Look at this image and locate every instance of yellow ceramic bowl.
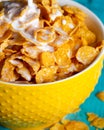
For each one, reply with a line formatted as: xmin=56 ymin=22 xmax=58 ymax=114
xmin=0 ymin=1 xmax=104 ymax=130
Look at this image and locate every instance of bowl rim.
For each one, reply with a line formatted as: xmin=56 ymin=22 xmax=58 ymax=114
xmin=0 ymin=0 xmax=104 ymax=87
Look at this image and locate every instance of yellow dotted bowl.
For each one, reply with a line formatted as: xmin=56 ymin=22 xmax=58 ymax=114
xmin=0 ymin=1 xmax=104 ymax=130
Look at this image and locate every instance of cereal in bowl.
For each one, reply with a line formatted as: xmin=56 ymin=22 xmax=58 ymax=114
xmin=0 ymin=0 xmax=103 ymax=84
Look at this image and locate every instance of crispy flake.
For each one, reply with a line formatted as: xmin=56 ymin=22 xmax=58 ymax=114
xmin=87 ymin=113 xmax=104 ymax=129
xmin=64 ymin=121 xmax=89 ymax=130
xmin=96 ymin=91 xmax=104 ymax=101
xmin=9 ymin=59 xmax=32 ymax=81
xmin=36 ymin=66 xmax=58 ymax=83
xmin=17 ymin=55 xmax=40 ymax=75
xmin=50 ymin=123 xmax=65 ymax=130
xmin=21 ymin=43 xmax=41 ymax=59
xmin=50 ymin=120 xmax=89 ymax=130
xmin=34 ymin=27 xmax=56 ymax=44
xmin=40 ymin=51 xmax=55 ymax=67
xmin=76 ymin=46 xmax=98 ymax=65
xmin=1 ymin=59 xmax=19 ymax=82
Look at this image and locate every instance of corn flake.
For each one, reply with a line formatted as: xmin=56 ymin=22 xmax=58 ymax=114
xmin=0 ymin=23 xmax=10 ymax=38
xmin=16 ymin=67 xmax=32 ymax=81
xmin=76 ymin=46 xmax=98 ymax=65
xmin=96 ymin=91 xmax=104 ymax=101
xmin=87 ymin=113 xmax=104 ymax=129
xmin=0 ymin=30 xmax=12 ymax=43
xmin=54 ymin=42 xmax=73 ymax=66
xmin=74 ymin=24 xmax=96 ymax=45
xmin=0 ymin=52 xmax=5 ymax=62
xmin=64 ymin=121 xmax=89 ymax=130
xmin=58 ymin=63 xmax=77 ymax=75
xmin=50 ymin=123 xmax=65 ymax=130
xmin=21 ymin=43 xmax=41 ymax=59
xmin=17 ymin=56 xmax=40 ymax=75
xmin=9 ymin=59 xmax=32 ymax=81
xmin=36 ymin=66 xmax=58 ymax=83
xmin=53 ymin=16 xmax=74 ymax=33
xmin=1 ymin=59 xmax=19 ymax=82
xmin=62 ymin=6 xmax=86 ymax=22
xmin=50 ymin=120 xmax=89 ymax=130
xmin=40 ymin=51 xmax=55 ymax=67
xmin=3 ymin=49 xmax=17 ymax=57
xmin=34 ymin=27 xmax=56 ymax=44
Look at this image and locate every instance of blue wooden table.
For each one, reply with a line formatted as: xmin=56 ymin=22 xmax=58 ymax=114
xmin=0 ymin=0 xmax=104 ymax=130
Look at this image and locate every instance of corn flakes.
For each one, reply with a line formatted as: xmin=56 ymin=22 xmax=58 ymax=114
xmin=62 ymin=6 xmax=86 ymax=22
xmin=87 ymin=113 xmax=104 ymax=129
xmin=1 ymin=59 xmax=19 ymax=82
xmin=0 ymin=52 xmax=5 ymax=62
xmin=50 ymin=120 xmax=89 ymax=130
xmin=3 ymin=49 xmax=17 ymax=57
xmin=76 ymin=46 xmax=98 ymax=65
xmin=40 ymin=51 xmax=55 ymax=67
xmin=0 ymin=40 xmax=9 ymax=52
xmin=21 ymin=43 xmax=41 ymax=59
xmin=0 ymin=23 xmax=10 ymax=38
xmin=50 ymin=123 xmax=65 ymax=130
xmin=54 ymin=42 xmax=72 ymax=66
xmin=9 ymin=59 xmax=32 ymax=81
xmin=34 ymin=27 xmax=56 ymax=44
xmin=96 ymin=91 xmax=104 ymax=101
xmin=0 ymin=30 xmax=12 ymax=43
xmin=36 ymin=66 xmax=58 ymax=83
xmin=64 ymin=121 xmax=89 ymax=130
xmin=0 ymin=0 xmax=103 ymax=84
xmin=73 ymin=24 xmax=96 ymax=45
xmin=53 ymin=16 xmax=74 ymax=33
xmin=17 ymin=55 xmax=40 ymax=75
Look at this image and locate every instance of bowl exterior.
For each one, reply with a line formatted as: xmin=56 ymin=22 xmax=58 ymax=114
xmin=0 ymin=0 xmax=104 ymax=129
xmin=0 ymin=54 xmax=104 ymax=129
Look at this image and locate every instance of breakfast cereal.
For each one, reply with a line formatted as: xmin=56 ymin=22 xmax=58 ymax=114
xmin=50 ymin=120 xmax=89 ymax=130
xmin=96 ymin=91 xmax=104 ymax=101
xmin=87 ymin=113 xmax=104 ymax=129
xmin=0 ymin=0 xmax=103 ymax=84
